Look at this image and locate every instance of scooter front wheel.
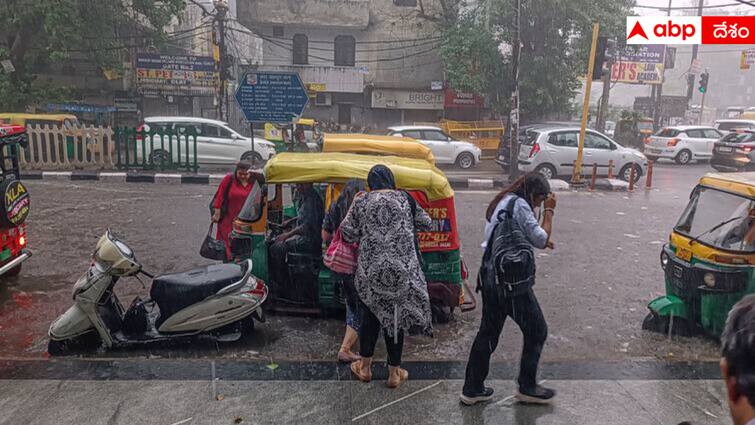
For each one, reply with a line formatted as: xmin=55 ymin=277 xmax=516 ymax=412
xmin=47 ymin=331 xmax=101 ymax=356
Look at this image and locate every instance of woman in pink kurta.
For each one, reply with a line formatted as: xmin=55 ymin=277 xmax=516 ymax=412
xmin=211 ymin=161 xmax=253 ymax=260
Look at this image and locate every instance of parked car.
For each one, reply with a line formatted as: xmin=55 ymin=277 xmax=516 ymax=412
xmin=644 ymin=126 xmax=723 ymax=165
xmin=495 ymin=124 xmax=555 ymax=172
xmin=517 ymin=126 xmax=647 ymax=182
xmin=711 ymin=130 xmax=755 ymax=172
xmin=139 ymin=117 xmax=276 ymax=166
xmin=713 ymin=119 xmax=755 ymax=134
xmin=386 ymin=125 xmax=481 ymax=169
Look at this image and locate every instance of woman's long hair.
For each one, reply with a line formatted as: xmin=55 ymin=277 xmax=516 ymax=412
xmin=485 ymin=172 xmax=551 ymax=220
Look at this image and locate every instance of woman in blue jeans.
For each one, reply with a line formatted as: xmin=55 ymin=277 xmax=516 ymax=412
xmin=322 ymin=179 xmax=366 ymax=363
xmin=461 ymin=172 xmax=557 ymax=406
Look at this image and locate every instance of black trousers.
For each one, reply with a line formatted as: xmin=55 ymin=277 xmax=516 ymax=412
xmin=358 ymin=301 xmax=404 ymax=366
xmin=463 ymin=284 xmax=548 ymax=394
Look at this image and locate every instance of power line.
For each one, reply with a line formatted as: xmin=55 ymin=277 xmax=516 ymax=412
xmin=732 ymin=0 xmax=755 ymax=7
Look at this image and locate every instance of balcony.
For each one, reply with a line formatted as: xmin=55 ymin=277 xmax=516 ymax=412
xmin=237 ymin=0 xmax=370 ymax=30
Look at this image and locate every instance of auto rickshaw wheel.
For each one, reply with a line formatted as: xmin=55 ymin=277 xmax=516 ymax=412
xmin=641 ymin=312 xmax=695 ymax=337
xmin=431 ymin=302 xmax=453 ymax=324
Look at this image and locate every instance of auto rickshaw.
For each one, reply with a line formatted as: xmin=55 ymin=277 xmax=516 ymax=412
xmin=227 ymin=152 xmax=474 ymax=322
xmin=264 ymin=119 xmax=322 ymax=153
xmin=322 ymin=133 xmax=435 ymax=164
xmin=0 ymin=125 xmax=31 ymax=277
xmin=643 ymin=172 xmax=755 ymax=338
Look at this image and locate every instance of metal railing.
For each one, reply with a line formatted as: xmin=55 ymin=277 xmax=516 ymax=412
xmin=113 ymin=127 xmax=199 ymax=172
xmin=21 ymin=124 xmax=115 ymax=169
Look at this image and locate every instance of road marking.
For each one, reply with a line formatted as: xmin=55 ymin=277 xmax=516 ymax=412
xmin=352 ymin=381 xmax=441 ymax=422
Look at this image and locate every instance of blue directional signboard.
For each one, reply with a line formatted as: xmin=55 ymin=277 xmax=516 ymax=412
xmin=234 ymin=72 xmax=309 ymax=124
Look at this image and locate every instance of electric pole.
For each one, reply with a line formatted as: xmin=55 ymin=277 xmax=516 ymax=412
xmin=596 ymin=38 xmax=615 ymax=134
xmin=571 ymin=23 xmax=600 ymax=186
xmin=687 ymin=0 xmax=705 ymax=99
xmin=508 ymin=0 xmax=521 ymax=182
xmin=653 ymin=0 xmax=673 ymax=130
xmin=214 ymin=0 xmax=229 ymax=121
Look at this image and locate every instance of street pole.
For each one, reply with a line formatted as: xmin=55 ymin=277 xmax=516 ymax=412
xmin=508 ymin=0 xmax=521 ymax=182
xmin=215 ymin=0 xmax=228 ymax=122
xmin=687 ymin=0 xmax=705 ymax=99
xmin=597 ymin=58 xmax=612 ymax=133
xmin=571 ymin=22 xmax=600 ymax=186
xmin=653 ymin=0 xmax=673 ymax=130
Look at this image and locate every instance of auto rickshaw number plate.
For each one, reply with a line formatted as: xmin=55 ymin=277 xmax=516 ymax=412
xmin=675 ymin=247 xmax=692 ymax=262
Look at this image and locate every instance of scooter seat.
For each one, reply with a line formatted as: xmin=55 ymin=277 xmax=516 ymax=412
xmin=151 ymin=263 xmax=244 ymax=328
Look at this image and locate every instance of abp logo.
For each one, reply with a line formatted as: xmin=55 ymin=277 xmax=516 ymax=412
xmin=627 ymin=17 xmax=702 ymax=45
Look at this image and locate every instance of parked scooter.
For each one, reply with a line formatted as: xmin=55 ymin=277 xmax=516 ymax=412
xmin=48 ymin=230 xmax=267 ymax=354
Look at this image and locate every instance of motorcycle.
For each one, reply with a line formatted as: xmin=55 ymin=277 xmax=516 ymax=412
xmin=48 ymin=230 xmax=267 ymax=354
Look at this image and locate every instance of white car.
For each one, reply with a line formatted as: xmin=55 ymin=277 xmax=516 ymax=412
xmin=644 ymin=126 xmax=724 ymax=165
xmin=517 ymin=125 xmax=647 ymax=182
xmin=139 ymin=117 xmax=276 ymax=166
xmin=714 ymin=119 xmax=755 ymax=134
xmin=386 ymin=125 xmax=481 ymax=169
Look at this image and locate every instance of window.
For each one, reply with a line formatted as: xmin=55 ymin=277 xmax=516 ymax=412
xmin=423 ymin=130 xmax=450 ymax=141
xmin=656 ymin=128 xmax=680 ymax=137
xmin=334 ymin=35 xmax=356 ymax=66
xmin=585 ymin=133 xmax=613 ymax=150
xmin=548 ymin=131 xmax=579 ymax=148
xmin=272 ymin=26 xmax=284 ymax=37
xmin=292 ymin=34 xmax=308 ymax=65
xmin=704 ymin=129 xmax=723 ymax=139
xmin=394 ymin=0 xmax=417 ymax=5
xmin=201 ymin=124 xmax=220 ymax=137
xmin=401 ymin=130 xmax=423 ymax=139
xmin=686 ymin=129 xmax=705 ymax=138
xmin=716 ymin=121 xmax=755 ymax=131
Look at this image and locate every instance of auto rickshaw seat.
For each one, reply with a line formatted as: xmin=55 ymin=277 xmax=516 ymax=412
xmin=151 ymin=263 xmax=244 ymax=328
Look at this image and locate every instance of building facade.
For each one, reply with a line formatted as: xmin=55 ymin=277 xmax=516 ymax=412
xmin=236 ymin=0 xmax=448 ymax=130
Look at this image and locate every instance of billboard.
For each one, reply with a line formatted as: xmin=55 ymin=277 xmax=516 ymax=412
xmin=610 ymin=45 xmax=666 ymax=85
xmin=135 ymin=54 xmax=218 ymax=96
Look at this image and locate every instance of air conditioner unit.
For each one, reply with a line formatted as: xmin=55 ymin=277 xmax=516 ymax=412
xmin=315 ymin=93 xmax=332 ymax=106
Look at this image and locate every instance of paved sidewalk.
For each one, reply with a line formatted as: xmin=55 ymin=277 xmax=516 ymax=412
xmin=0 ymin=378 xmax=728 ymax=425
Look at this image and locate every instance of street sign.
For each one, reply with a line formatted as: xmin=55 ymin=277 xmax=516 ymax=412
xmin=234 ymin=72 xmax=309 ymax=124
xmin=690 ymin=58 xmax=702 ymax=74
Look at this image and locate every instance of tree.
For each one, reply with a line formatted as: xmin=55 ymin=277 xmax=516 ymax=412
xmin=440 ymin=0 xmax=634 ymax=120
xmin=0 ymin=0 xmax=185 ymax=110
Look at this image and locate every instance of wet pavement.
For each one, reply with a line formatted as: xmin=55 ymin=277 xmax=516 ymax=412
xmin=0 ymin=160 xmax=733 ymax=424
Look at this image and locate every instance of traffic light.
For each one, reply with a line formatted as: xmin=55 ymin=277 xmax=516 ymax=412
xmin=698 ymin=72 xmax=709 ymax=94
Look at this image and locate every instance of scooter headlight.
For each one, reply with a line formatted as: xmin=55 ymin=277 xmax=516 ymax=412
xmin=660 ymin=251 xmax=669 ymax=269
xmin=703 ymin=272 xmax=716 ymax=288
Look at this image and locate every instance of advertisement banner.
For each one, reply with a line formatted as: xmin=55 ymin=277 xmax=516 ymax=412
xmin=371 ymin=89 xmax=444 ymax=110
xmin=135 ymin=54 xmax=218 ymax=96
xmin=611 ymin=45 xmax=666 ymax=85
xmin=412 ymin=195 xmax=460 ymax=252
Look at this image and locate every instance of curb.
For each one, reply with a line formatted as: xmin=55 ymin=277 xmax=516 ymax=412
xmin=22 ymin=172 xmax=634 ymax=192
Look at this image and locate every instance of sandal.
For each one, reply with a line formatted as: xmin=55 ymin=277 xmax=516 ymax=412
xmin=338 ymin=350 xmax=361 ymax=363
xmin=387 ymin=367 xmax=409 ymax=389
xmin=351 ymin=360 xmax=372 ymax=383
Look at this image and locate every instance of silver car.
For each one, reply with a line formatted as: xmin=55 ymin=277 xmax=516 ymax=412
xmin=517 ymin=126 xmax=648 ymax=182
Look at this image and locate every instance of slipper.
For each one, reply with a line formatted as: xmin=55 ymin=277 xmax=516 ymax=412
xmin=387 ymin=368 xmax=409 ymax=389
xmin=351 ymin=361 xmax=371 ymax=383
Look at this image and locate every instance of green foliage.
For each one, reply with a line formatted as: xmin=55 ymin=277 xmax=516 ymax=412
xmin=0 ymin=0 xmax=185 ymax=111
xmin=440 ymin=0 xmax=634 ymax=120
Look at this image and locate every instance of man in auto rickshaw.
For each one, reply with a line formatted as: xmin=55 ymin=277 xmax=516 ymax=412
xmin=268 ymin=183 xmax=324 ymax=290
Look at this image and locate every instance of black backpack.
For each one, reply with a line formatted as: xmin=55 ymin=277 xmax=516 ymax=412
xmin=478 ymin=196 xmax=536 ymax=297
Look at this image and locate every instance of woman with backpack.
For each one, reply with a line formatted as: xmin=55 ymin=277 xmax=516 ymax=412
xmin=460 ymin=172 xmax=557 ymax=406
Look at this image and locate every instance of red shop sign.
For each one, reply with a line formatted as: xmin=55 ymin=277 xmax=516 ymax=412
xmin=444 ymin=89 xmax=484 ymax=109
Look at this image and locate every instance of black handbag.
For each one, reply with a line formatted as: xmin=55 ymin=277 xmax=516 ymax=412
xmin=200 ymin=223 xmax=227 ymax=261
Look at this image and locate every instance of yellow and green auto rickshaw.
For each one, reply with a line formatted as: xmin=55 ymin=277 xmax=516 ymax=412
xmin=227 ymin=152 xmax=474 ymax=322
xmin=643 ymin=172 xmax=755 ymax=337
xmin=322 ymin=133 xmax=435 ymax=164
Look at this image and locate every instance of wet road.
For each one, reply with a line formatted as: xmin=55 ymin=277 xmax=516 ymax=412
xmin=0 ymin=161 xmax=719 ymax=363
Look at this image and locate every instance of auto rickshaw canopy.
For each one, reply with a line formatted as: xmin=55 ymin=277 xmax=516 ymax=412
xmin=264 ymin=152 xmax=453 ymax=201
xmin=699 ymin=172 xmax=755 ymax=198
xmin=322 ymin=133 xmax=435 ymax=164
